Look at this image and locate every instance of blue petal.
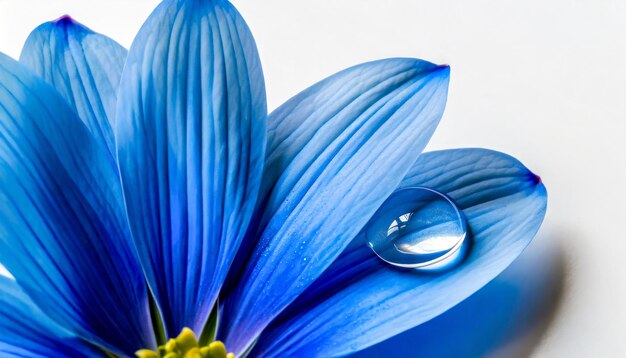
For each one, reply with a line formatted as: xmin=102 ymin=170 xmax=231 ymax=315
xmin=19 ymin=16 xmax=127 ymax=159
xmin=0 ymin=53 xmax=154 ymax=355
xmin=251 ymin=148 xmax=547 ymax=357
xmin=116 ymin=0 xmax=267 ymax=336
xmin=0 ymin=276 xmax=104 ymax=357
xmin=349 ymin=234 xmax=562 ymax=358
xmin=221 ymin=58 xmax=450 ymax=353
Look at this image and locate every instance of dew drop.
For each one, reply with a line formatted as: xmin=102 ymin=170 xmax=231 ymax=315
xmin=365 ymin=187 xmax=469 ymax=270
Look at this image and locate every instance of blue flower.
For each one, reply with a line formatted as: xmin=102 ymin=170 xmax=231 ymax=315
xmin=0 ymin=0 xmax=547 ymax=357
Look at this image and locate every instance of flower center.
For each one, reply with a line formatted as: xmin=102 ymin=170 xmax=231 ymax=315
xmin=136 ymin=328 xmax=234 ymax=358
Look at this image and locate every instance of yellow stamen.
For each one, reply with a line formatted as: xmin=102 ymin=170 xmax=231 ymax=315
xmin=176 ymin=328 xmax=198 ymax=352
xmin=183 ymin=347 xmax=202 ymax=358
xmin=165 ymin=338 xmax=178 ymax=354
xmin=136 ymin=349 xmax=159 ymax=358
xmin=136 ymin=327 xmax=235 ymax=358
xmin=204 ymin=341 xmax=227 ymax=358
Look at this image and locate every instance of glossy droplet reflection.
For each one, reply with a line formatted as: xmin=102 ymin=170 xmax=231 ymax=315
xmin=365 ymin=187 xmax=469 ymax=269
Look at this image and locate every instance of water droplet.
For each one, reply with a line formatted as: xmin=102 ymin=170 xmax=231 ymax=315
xmin=365 ymin=187 xmax=469 ymax=270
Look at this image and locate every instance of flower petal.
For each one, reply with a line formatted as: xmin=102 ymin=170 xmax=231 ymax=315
xmin=0 ymin=53 xmax=154 ymax=355
xmin=221 ymin=58 xmax=450 ymax=353
xmin=116 ymin=0 xmax=266 ymax=336
xmin=19 ymin=16 xmax=127 ymax=158
xmin=0 ymin=276 xmax=104 ymax=357
xmin=251 ymin=148 xmax=547 ymax=357
xmin=349 ymin=236 xmax=562 ymax=358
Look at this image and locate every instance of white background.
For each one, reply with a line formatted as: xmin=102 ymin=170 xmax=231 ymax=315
xmin=1 ymin=1 xmax=625 ymax=356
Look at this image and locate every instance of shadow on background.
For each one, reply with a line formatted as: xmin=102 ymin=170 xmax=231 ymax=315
xmin=350 ymin=234 xmax=567 ymax=358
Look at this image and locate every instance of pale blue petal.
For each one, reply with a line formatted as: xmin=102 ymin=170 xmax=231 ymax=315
xmin=116 ymin=0 xmax=266 ymax=336
xmin=0 ymin=53 xmax=154 ymax=355
xmin=20 ymin=16 xmax=127 ymax=158
xmin=221 ymin=58 xmax=450 ymax=353
xmin=0 ymin=276 xmax=104 ymax=358
xmin=252 ymin=148 xmax=547 ymax=357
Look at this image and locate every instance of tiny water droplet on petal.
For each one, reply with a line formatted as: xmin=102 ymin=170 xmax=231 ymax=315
xmin=365 ymin=187 xmax=469 ymax=270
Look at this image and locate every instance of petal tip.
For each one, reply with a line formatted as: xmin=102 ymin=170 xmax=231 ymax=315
xmin=526 ymin=170 xmax=544 ymax=188
xmin=53 ymin=14 xmax=75 ymax=24
xmin=47 ymin=14 xmax=90 ymax=33
xmin=414 ymin=62 xmax=450 ymax=86
xmin=433 ymin=63 xmax=451 ymax=77
xmin=525 ymin=170 xmax=548 ymax=209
